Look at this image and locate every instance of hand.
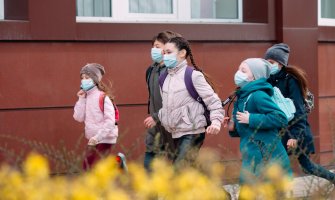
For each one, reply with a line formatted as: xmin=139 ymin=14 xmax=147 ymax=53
xmin=287 ymin=139 xmax=298 ymax=149
xmin=88 ymin=138 xmax=98 ymax=146
xmin=77 ymin=90 xmax=86 ymax=98
xmin=206 ymin=125 xmax=220 ymax=134
xmin=236 ymin=111 xmax=250 ymax=124
xmin=223 ymin=117 xmax=230 ymax=128
xmin=144 ymin=116 xmax=156 ymax=129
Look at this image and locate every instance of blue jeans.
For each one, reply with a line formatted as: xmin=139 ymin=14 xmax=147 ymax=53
xmin=144 ymin=152 xmax=155 ymax=172
xmin=298 ymin=153 xmax=335 ymax=183
xmin=173 ymin=133 xmax=206 ymax=166
xmin=144 ymin=124 xmax=175 ymax=172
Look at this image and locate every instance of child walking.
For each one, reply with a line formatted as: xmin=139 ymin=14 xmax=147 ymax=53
xmin=73 ymin=63 xmax=118 ymax=170
xmin=157 ymin=37 xmax=224 ymax=167
xmin=229 ymin=58 xmax=292 ymax=184
xmin=265 ymin=43 xmax=335 ymax=184
xmin=143 ymin=31 xmax=181 ymax=172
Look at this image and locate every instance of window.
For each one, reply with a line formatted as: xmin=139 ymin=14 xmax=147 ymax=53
xmin=76 ymin=0 xmax=242 ymax=23
xmin=0 ymin=0 xmax=4 ymax=20
xmin=129 ymin=0 xmax=172 ymax=14
xmin=77 ymin=0 xmax=112 ymax=17
xmin=318 ymin=0 xmax=335 ymax=26
xmin=191 ymin=0 xmax=239 ymax=20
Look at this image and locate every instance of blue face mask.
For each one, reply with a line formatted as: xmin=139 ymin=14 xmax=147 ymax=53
xmin=234 ymin=71 xmax=250 ymax=87
xmin=151 ymin=48 xmax=163 ymax=63
xmin=163 ymin=54 xmax=178 ymax=68
xmin=81 ymin=78 xmax=95 ymax=91
xmin=270 ymin=63 xmax=280 ymax=75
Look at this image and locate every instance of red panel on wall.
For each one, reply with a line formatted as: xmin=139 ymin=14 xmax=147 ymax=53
xmin=318 ymin=44 xmax=335 ymax=97
xmin=319 ymin=98 xmax=335 ymax=153
xmin=0 ymin=42 xmax=272 ymax=109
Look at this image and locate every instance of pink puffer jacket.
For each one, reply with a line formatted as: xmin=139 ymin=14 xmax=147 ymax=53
xmin=73 ymin=87 xmax=118 ymax=144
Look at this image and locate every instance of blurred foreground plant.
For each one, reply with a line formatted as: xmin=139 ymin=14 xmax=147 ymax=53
xmin=0 ymin=151 xmax=300 ymax=200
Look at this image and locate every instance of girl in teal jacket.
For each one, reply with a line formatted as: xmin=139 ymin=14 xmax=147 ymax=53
xmin=229 ymin=58 xmax=292 ymax=184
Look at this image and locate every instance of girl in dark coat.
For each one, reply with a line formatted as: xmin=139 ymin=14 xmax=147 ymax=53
xmin=265 ymin=43 xmax=335 ymax=184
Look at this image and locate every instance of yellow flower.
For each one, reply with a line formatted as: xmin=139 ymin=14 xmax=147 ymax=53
xmin=265 ymin=164 xmax=284 ymax=181
xmin=91 ymin=156 xmax=119 ymax=187
xmin=71 ymin=181 xmax=100 ymax=200
xmin=257 ymin=183 xmax=276 ymax=199
xmin=128 ymin=163 xmax=150 ymax=196
xmin=150 ymin=159 xmax=174 ymax=196
xmin=106 ymin=189 xmax=131 ymax=200
xmin=239 ymin=185 xmax=256 ymax=200
xmin=23 ymin=152 xmax=49 ymax=179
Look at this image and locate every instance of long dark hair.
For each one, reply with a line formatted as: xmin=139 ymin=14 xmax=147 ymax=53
xmin=285 ymin=65 xmax=308 ymax=98
xmin=167 ymin=37 xmax=217 ymax=92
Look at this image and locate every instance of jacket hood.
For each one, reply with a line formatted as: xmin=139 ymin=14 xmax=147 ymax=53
xmin=236 ymin=78 xmax=274 ymax=98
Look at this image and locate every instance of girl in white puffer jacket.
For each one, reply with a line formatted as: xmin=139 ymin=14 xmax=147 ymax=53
xmin=157 ymin=37 xmax=225 ymax=167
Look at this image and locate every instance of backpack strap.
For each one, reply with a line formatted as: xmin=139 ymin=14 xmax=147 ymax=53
xmin=99 ymin=92 xmax=119 ymax=125
xmin=243 ymin=94 xmax=252 ymax=112
xmin=184 ymin=66 xmax=211 ymax=126
xmin=184 ymin=66 xmax=202 ymax=102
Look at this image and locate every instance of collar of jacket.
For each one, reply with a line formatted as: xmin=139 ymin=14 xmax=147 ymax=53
xmin=236 ymin=78 xmax=274 ymax=98
xmin=270 ymin=67 xmax=288 ymax=80
xmin=168 ymin=59 xmax=187 ymax=74
xmin=86 ymin=86 xmax=99 ymax=95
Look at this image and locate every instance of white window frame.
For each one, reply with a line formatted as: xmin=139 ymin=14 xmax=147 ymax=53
xmin=76 ymin=0 xmax=243 ymax=23
xmin=318 ymin=0 xmax=335 ymax=26
xmin=0 ymin=0 xmax=4 ymax=20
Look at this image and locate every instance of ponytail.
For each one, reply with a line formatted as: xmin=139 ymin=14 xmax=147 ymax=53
xmin=285 ymin=65 xmax=308 ymax=98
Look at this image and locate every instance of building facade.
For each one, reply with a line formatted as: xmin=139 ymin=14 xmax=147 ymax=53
xmin=0 ymin=0 xmax=335 ymax=173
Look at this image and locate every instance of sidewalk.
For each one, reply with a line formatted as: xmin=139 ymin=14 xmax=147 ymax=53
xmin=224 ymin=174 xmax=334 ymax=199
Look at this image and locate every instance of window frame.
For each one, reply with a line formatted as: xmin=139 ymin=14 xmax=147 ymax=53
xmin=0 ymin=0 xmax=4 ymax=20
xmin=318 ymin=0 xmax=335 ymax=26
xmin=76 ymin=0 xmax=243 ymax=23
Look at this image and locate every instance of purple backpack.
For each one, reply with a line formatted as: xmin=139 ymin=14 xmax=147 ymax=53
xmin=159 ymin=66 xmax=211 ymax=126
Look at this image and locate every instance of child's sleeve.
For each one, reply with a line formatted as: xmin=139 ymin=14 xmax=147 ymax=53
xmin=192 ymin=71 xmax=225 ymax=128
xmin=73 ymin=97 xmax=86 ymax=122
xmin=93 ymin=97 xmax=117 ymax=142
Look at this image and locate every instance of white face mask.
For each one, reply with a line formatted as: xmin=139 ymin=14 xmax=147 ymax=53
xmin=270 ymin=63 xmax=280 ymax=75
xmin=234 ymin=71 xmax=250 ymax=87
xmin=163 ymin=54 xmax=178 ymax=68
xmin=151 ymin=48 xmax=163 ymax=63
xmin=81 ymin=78 xmax=95 ymax=91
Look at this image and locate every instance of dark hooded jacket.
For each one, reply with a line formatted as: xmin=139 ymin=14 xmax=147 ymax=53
xmin=267 ymin=68 xmax=315 ymax=155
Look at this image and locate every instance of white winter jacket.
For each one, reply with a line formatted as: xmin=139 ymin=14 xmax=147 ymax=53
xmin=158 ymin=60 xmax=224 ymax=138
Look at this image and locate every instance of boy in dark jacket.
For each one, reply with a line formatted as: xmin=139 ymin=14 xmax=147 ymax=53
xmin=143 ymin=31 xmax=181 ymax=172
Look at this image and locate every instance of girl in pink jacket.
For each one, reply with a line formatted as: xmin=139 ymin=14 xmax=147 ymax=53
xmin=73 ymin=63 xmax=118 ymax=170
